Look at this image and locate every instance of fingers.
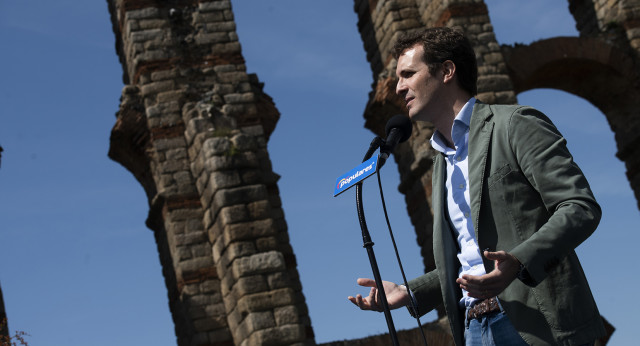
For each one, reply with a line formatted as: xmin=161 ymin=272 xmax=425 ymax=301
xmin=347 ymin=293 xmax=365 ymax=308
xmin=347 ymin=292 xmax=382 ymax=312
xmin=356 ymin=277 xmax=377 ymax=288
xmin=368 ymin=287 xmax=377 ymax=306
xmin=348 ymin=279 xmax=383 ymax=312
xmin=457 ymin=281 xmax=494 ymax=299
xmin=483 ymin=250 xmax=508 ymax=261
xmin=452 ymin=251 xmax=521 ymax=300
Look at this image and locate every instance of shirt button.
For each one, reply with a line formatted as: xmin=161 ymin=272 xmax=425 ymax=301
xmin=457 ymin=156 xmax=462 ymax=161
xmin=464 ymin=212 xmax=469 ymax=218
xmin=459 ymin=184 xmax=464 ymax=189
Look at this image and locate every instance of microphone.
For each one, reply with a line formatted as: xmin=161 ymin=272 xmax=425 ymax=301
xmin=379 ymin=114 xmax=412 ymax=167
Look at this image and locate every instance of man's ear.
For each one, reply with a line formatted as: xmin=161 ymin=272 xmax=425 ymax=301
xmin=441 ymin=60 xmax=456 ymax=84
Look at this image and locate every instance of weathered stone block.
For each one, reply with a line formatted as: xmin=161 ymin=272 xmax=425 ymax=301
xmin=222 ymin=103 xmax=253 ymax=117
xmin=203 ymin=21 xmax=236 ymax=32
xmin=199 ymin=1 xmax=231 ymax=12
xmin=158 ymin=158 xmax=188 ymax=174
xmin=212 ymin=184 xmax=268 ymax=210
xmin=192 ymin=11 xmax=225 ymax=24
xmin=138 ymin=18 xmax=169 ymax=30
xmin=482 ymin=52 xmax=505 ymax=65
xmin=232 ymin=275 xmax=269 ymax=297
xmin=205 ymin=302 xmax=226 ymax=316
xmin=241 ymin=124 xmax=264 ymax=137
xmin=274 ymin=305 xmax=299 ymax=326
xmin=255 ymin=236 xmax=278 ymax=252
xmin=179 ymin=263 xmax=218 ymax=288
xmin=225 ymin=305 xmax=243 ymax=330
xmin=246 ymin=200 xmax=270 ymax=220
xmin=186 ymin=118 xmax=215 ymax=147
xmin=133 ymin=49 xmax=172 ymax=65
xmin=201 ymin=172 xmax=237 ymax=209
xmin=220 ymin=241 xmax=256 ymax=264
xmin=195 ymin=32 xmax=230 ymax=45
xmin=222 ymin=218 xmax=276 ymax=244
xmin=141 ymin=80 xmax=175 ymax=97
xmin=176 ymin=172 xmax=198 ymax=195
xmin=246 ymin=324 xmax=305 ymax=345
xmin=176 ymin=246 xmax=193 ymax=261
xmin=236 ymin=287 xmax=296 ymax=313
xmin=230 ymin=132 xmax=256 ymax=151
xmin=239 ymin=169 xmax=262 ymax=186
xmin=175 ymin=230 xmax=208 ymax=246
xmin=223 ymin=93 xmax=254 ymax=104
xmin=146 ymin=100 xmax=181 ymax=118
xmin=207 ymin=328 xmax=233 ymax=344
xmin=124 ymin=20 xmax=139 ymax=35
xmin=186 ymin=293 xmax=218 ymax=309
xmin=243 ymin=311 xmax=276 ymax=334
xmin=231 ymin=251 xmax=285 ymax=279
xmin=193 ymin=316 xmax=220 ymax=332
xmin=180 ymin=282 xmax=200 ymax=296
xmin=125 ymin=7 xmax=161 ymax=20
xmin=191 ymin=243 xmax=211 ymax=258
xmin=166 ymin=148 xmax=188 ymax=161
xmin=218 ymin=204 xmax=249 ymax=225
xmin=207 ymin=170 xmax=242 ymax=195
xmin=201 ymin=279 xmax=221 ymax=294
xmin=156 ymin=89 xmax=184 ymax=103
xmin=201 ymin=152 xmax=259 ymax=173
xmin=477 ymin=75 xmax=512 ymax=93
xmin=267 ymin=272 xmax=290 ymax=290
xmin=130 ymin=28 xmax=164 ymax=43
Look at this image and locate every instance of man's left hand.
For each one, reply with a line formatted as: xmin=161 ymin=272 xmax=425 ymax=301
xmin=456 ymin=250 xmax=521 ymax=299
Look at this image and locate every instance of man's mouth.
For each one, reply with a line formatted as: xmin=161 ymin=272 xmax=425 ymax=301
xmin=405 ymin=97 xmax=414 ymax=108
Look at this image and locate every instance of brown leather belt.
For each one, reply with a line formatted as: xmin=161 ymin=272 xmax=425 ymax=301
xmin=467 ymin=297 xmax=500 ymax=320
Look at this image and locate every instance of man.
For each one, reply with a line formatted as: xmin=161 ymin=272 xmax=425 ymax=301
xmin=348 ymin=27 xmax=605 ymax=345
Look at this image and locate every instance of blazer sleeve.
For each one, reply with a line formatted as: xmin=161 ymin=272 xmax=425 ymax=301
xmin=407 ymin=270 xmax=442 ymax=317
xmin=505 ymin=106 xmax=601 ymax=285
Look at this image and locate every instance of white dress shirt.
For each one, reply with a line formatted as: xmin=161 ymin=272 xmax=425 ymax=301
xmin=430 ymin=97 xmax=486 ymax=308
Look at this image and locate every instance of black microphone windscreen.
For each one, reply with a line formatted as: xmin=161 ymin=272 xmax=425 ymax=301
xmin=385 ymin=115 xmax=412 ymax=143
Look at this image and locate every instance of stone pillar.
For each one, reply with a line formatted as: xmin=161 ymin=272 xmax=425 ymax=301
xmin=0 ymin=284 xmax=7 ymax=340
xmin=107 ymin=1 xmax=313 ymax=345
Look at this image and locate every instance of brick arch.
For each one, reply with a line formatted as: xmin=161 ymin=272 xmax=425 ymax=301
xmin=502 ymin=36 xmax=640 ymax=210
xmin=501 ymin=36 xmax=635 ymax=114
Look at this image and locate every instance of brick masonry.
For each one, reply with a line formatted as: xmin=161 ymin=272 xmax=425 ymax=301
xmin=107 ymin=1 xmax=311 ymax=345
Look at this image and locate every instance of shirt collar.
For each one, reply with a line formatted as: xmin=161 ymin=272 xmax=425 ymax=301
xmin=456 ymin=97 xmax=475 ymax=128
xmin=430 ymin=97 xmax=476 ymax=154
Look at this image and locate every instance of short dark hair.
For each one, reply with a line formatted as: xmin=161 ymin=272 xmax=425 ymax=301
xmin=393 ymin=27 xmax=478 ymax=96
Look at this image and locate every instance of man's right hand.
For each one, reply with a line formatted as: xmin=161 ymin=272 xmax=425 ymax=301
xmin=347 ymin=278 xmax=411 ymax=312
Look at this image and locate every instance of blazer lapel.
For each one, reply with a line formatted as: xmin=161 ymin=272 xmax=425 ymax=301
xmin=468 ymin=103 xmax=494 ymax=239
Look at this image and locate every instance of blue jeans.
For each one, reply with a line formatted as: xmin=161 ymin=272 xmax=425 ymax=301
xmin=464 ymin=309 xmax=527 ymax=346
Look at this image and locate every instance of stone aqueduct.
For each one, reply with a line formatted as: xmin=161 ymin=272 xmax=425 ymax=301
xmin=97 ymin=0 xmax=640 ymax=345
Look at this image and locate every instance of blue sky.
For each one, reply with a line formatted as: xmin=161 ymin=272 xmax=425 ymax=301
xmin=0 ymin=1 xmax=637 ymax=345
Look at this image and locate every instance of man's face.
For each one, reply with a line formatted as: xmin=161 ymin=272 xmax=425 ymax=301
xmin=395 ymin=44 xmax=444 ymax=122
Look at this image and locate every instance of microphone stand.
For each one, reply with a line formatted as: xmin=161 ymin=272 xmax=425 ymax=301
xmin=355 ymin=136 xmax=400 ymax=346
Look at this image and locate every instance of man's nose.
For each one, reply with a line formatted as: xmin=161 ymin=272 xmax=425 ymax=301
xmin=395 ymin=79 xmax=406 ymax=95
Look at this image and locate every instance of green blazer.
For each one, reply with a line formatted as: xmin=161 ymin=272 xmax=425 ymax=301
xmin=407 ymin=103 xmax=606 ymax=345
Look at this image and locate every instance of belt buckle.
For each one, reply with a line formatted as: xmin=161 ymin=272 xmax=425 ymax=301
xmin=468 ymin=297 xmax=497 ymax=320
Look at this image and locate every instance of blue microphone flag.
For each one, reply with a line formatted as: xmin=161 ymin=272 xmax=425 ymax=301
xmin=333 ymin=156 xmax=378 ymax=197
